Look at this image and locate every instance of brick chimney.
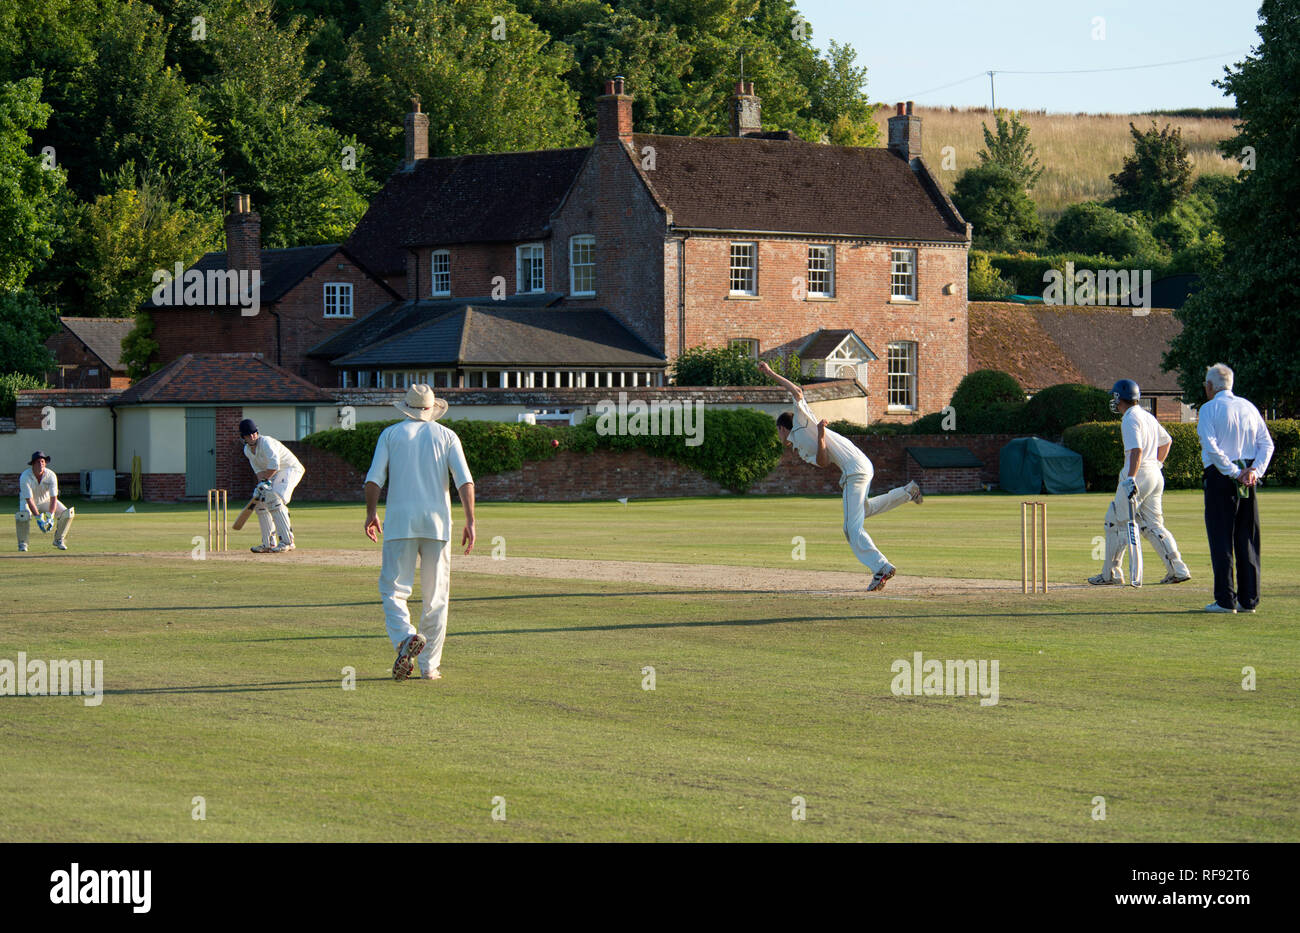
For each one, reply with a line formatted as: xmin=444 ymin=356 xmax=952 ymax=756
xmin=730 ymin=81 xmax=761 ymax=137
xmin=404 ymin=95 xmax=429 ymax=169
xmin=888 ymin=101 xmax=921 ymax=163
xmin=224 ymin=193 xmax=261 ymax=274
xmin=596 ymin=76 xmax=633 ymax=143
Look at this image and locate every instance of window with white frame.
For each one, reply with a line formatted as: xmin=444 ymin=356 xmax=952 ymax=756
xmin=808 ymin=245 xmax=834 ymax=297
xmin=890 ymin=249 xmax=917 ymax=300
xmin=431 ymin=250 xmax=450 ymax=296
xmin=729 ymin=338 xmax=759 ymax=359
xmin=324 ymin=282 xmax=354 ymax=317
xmin=569 ymin=235 xmax=595 ymax=296
xmin=729 ymin=242 xmax=756 ymax=294
xmin=887 ymin=341 xmax=917 ymax=409
xmin=516 ymin=243 xmax=545 ymax=293
xmin=295 ymin=407 xmax=315 ymax=440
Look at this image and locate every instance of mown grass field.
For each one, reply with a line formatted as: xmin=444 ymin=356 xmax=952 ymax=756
xmin=875 ymin=107 xmax=1239 ymax=219
xmin=2 ymin=491 xmax=1296 ymax=841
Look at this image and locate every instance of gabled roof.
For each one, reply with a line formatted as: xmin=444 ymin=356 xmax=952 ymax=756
xmin=146 ymin=244 xmax=377 ymax=309
xmin=331 ymin=307 xmax=665 ymax=369
xmin=629 ymin=134 xmax=968 ymax=242
xmin=344 ymin=149 xmax=590 ymax=276
xmin=969 ymin=303 xmax=1183 ymax=394
xmin=799 ymin=329 xmax=878 ymax=361
xmin=309 ymin=292 xmax=564 ymax=361
xmin=57 ymin=317 xmax=133 ymax=371
xmin=115 ymin=353 xmax=336 ymax=405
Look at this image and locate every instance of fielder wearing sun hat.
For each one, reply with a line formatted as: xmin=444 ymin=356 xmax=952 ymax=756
xmin=29 ymin=451 xmax=51 ymax=464
xmin=393 ymin=384 xmax=449 ymax=422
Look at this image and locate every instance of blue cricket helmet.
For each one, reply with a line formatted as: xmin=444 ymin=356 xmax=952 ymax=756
xmin=1109 ymin=379 xmax=1140 ymax=412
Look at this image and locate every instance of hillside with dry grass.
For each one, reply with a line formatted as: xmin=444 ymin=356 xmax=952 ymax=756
xmin=875 ymin=107 xmax=1240 ymax=219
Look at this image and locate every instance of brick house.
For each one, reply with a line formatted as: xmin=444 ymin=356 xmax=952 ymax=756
xmin=338 ymin=82 xmax=971 ymax=422
xmin=45 ymin=317 xmax=133 ymax=388
xmin=145 ymin=194 xmax=401 ymax=385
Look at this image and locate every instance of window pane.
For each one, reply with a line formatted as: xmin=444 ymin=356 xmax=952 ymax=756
xmin=808 ymin=246 xmax=833 ymax=297
xmin=729 ymin=242 xmax=756 ymax=294
xmin=887 ymin=341 xmax=917 ymax=408
xmin=570 ymin=236 xmax=595 ymax=295
xmin=891 ymin=249 xmax=916 ymax=299
xmin=431 ymin=251 xmax=450 ymax=296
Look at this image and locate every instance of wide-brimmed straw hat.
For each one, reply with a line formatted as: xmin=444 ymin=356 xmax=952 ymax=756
xmin=393 ymin=384 xmax=448 ymax=422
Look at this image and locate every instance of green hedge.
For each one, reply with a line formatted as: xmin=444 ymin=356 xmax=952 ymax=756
xmin=0 ymin=372 xmax=48 ymax=418
xmin=304 ymin=409 xmax=783 ymax=494
xmin=1062 ymin=420 xmax=1300 ymax=490
xmin=984 ymin=251 xmax=1162 ymax=295
xmin=1024 ymin=384 xmax=1118 ymax=437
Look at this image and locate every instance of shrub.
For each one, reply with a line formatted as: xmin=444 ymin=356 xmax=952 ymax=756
xmin=0 ymin=372 xmax=48 ymax=418
xmin=826 ymin=419 xmax=909 ymax=436
xmin=983 ymin=251 xmax=1168 ymax=296
xmin=950 ymin=369 xmax=1026 ymax=415
xmin=1024 ymin=383 xmax=1117 ymax=437
xmin=1060 ymin=422 xmax=1127 ymax=490
xmin=672 ymin=344 xmax=762 ymax=386
xmin=968 ymin=251 xmax=1013 ymax=300
xmin=1049 ymin=202 xmax=1160 ymax=259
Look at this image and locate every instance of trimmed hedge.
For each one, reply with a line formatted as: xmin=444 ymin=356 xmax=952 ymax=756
xmin=1024 ymin=383 xmax=1118 ymax=437
xmin=1062 ymin=419 xmax=1300 ymax=490
xmin=304 ymin=409 xmax=783 ymax=494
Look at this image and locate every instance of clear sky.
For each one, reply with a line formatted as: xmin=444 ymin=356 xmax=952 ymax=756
xmin=795 ymin=0 xmax=1263 ymax=113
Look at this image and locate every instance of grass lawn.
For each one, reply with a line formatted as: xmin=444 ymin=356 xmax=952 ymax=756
xmin=1 ymin=491 xmax=1296 ymax=841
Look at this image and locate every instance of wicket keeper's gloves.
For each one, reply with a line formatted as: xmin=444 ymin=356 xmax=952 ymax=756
xmin=37 ymin=513 xmax=52 ymax=533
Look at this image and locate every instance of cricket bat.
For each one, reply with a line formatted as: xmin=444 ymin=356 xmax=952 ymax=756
xmin=231 ymin=494 xmax=258 ymax=531
xmin=1126 ymin=494 xmax=1142 ymax=587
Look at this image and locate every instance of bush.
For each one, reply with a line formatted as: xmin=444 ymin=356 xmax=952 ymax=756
xmin=1024 ymin=383 xmax=1117 ymax=437
xmin=826 ymin=419 xmax=909 ymax=436
xmin=305 ymin=410 xmax=783 ymax=494
xmin=1049 ymin=202 xmax=1160 ymax=259
xmin=672 ymin=344 xmax=763 ymax=386
xmin=983 ymin=251 xmax=1168 ymax=296
xmin=968 ymin=251 xmax=1013 ymax=300
xmin=951 ymin=369 xmax=1026 ymax=415
xmin=0 ymin=372 xmax=48 ymax=418
xmin=1062 ymin=419 xmax=1300 ymax=490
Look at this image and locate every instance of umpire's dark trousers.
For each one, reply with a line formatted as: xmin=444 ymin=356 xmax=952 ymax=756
xmin=1203 ymin=465 xmax=1261 ymax=610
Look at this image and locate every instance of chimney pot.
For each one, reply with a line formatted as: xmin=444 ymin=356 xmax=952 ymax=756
xmin=404 ymin=96 xmax=430 ymax=169
xmin=730 ymin=80 xmax=762 ymax=137
xmin=735 ymin=81 xmax=745 ymax=95
xmin=888 ymin=102 xmax=922 ymax=162
xmin=604 ymin=79 xmax=614 ymax=94
xmin=896 ymin=102 xmax=904 ymax=116
xmin=906 ymin=101 xmax=914 ymax=115
xmin=613 ymin=75 xmax=625 ymax=95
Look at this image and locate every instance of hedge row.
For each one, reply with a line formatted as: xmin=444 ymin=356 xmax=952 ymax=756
xmin=1061 ymin=420 xmax=1300 ymax=490
xmin=303 ymin=409 xmax=784 ymax=494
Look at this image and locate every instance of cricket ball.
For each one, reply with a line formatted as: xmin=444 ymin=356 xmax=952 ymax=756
xmin=551 ymin=439 xmax=560 ymax=448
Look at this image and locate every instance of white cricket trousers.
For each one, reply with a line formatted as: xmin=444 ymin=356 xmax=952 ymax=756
xmin=842 ymin=470 xmax=912 ymax=573
xmin=379 ymin=537 xmax=451 ymax=675
xmin=1102 ymin=463 xmax=1190 ymax=579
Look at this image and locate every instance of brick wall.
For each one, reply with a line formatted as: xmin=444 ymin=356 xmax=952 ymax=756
xmin=45 ymin=330 xmax=118 ymax=389
xmin=409 ymin=242 xmax=544 ymax=303
xmin=906 ymin=464 xmax=982 ymax=494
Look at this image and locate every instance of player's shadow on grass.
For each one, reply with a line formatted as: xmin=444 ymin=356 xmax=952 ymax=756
xmin=70 ymin=601 xmax=377 ymax=613
xmin=94 ymin=677 xmax=393 ymax=696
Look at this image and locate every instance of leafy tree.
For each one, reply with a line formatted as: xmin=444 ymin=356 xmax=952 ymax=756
xmin=951 ymin=163 xmax=1044 ymax=251
xmin=121 ymin=311 xmax=160 ymax=382
xmin=1109 ymin=121 xmax=1193 ymax=217
xmin=0 ymin=372 xmax=50 ymax=418
xmin=0 ymin=78 xmax=65 ymax=290
xmin=0 ymin=289 xmax=60 ymax=377
xmin=1165 ymin=0 xmax=1300 ymax=413
xmin=1049 ymin=202 xmax=1160 ymax=259
xmin=977 ymin=110 xmax=1043 ymax=190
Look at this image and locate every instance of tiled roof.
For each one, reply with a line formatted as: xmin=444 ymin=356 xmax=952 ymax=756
xmin=309 ymin=292 xmax=564 ymax=361
xmin=58 ymin=317 xmax=133 ymax=370
xmin=798 ymin=329 xmax=877 ymax=360
xmin=344 ymin=149 xmax=590 ymax=276
xmin=629 ymin=134 xmax=968 ymax=242
xmin=969 ymin=303 xmax=1183 ymax=394
xmin=115 ymin=353 xmax=336 ymax=404
xmin=145 ymin=244 xmax=344 ymax=309
xmin=331 ymin=307 xmax=666 ymax=369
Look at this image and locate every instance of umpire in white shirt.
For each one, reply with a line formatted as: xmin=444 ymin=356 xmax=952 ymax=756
xmin=364 ymin=385 xmax=476 ymax=681
xmin=1197 ymin=363 xmax=1274 ymax=614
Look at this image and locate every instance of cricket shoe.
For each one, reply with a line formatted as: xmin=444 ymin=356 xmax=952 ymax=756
xmin=270 ymin=542 xmax=294 ymax=553
xmin=53 ymin=539 xmax=67 ymax=550
xmin=418 ymin=669 xmax=442 ymax=681
xmin=1087 ymin=573 xmax=1124 ymax=585
xmin=17 ymin=543 xmax=27 ymax=552
xmin=867 ymin=563 xmax=896 ymax=592
xmin=1203 ymin=602 xmax=1236 ymax=614
xmin=906 ymin=481 xmax=924 ymax=505
xmin=392 ymin=633 xmax=428 ymax=681
xmin=1158 ymin=571 xmax=1191 ymax=584
xmin=250 ymin=544 xmax=277 ymax=553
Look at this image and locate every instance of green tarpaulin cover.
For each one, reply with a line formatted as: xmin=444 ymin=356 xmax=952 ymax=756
xmin=999 ymin=437 xmax=1086 ymax=494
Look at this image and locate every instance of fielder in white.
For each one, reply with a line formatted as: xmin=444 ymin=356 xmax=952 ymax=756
xmin=1088 ymin=379 xmax=1191 ymax=586
xmin=758 ymin=361 xmax=922 ymax=592
xmin=239 ymin=418 xmax=304 ymax=553
xmin=364 ymin=385 xmax=476 ymax=682
xmin=15 ymin=450 xmax=74 ymax=552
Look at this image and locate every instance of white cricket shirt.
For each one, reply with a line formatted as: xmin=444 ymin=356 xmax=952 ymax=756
xmin=18 ymin=468 xmax=58 ymax=511
xmin=1120 ymin=405 xmax=1171 ymax=469
xmin=788 ymin=398 xmax=871 ymax=480
xmin=365 ymin=419 xmax=473 ymax=541
xmin=1197 ymin=390 xmax=1274 ymax=479
xmin=244 ymin=434 xmax=304 ymax=475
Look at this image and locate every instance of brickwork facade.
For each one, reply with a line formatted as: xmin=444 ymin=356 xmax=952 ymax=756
xmin=44 ymin=330 xmax=125 ymax=389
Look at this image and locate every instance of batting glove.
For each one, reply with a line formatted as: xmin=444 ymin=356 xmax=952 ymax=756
xmin=1121 ymin=477 xmax=1137 ymax=498
xmin=253 ymin=480 xmax=272 ymax=501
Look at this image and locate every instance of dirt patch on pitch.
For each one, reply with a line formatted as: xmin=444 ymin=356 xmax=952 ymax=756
xmin=179 ymin=548 xmax=1073 ymax=598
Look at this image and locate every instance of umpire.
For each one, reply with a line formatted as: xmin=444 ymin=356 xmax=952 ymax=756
xmin=1197 ymin=363 xmax=1274 ymax=614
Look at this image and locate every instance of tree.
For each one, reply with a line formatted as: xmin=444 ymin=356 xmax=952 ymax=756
xmin=0 ymin=289 xmax=59 ymax=377
xmin=977 ymin=111 xmax=1043 ymax=190
xmin=1049 ymin=202 xmax=1159 ymax=259
xmin=0 ymin=77 xmax=65 ymax=290
xmin=1109 ymin=121 xmax=1193 ymax=217
xmin=1164 ymin=0 xmax=1300 ymax=413
xmin=951 ymin=163 xmax=1044 ymax=251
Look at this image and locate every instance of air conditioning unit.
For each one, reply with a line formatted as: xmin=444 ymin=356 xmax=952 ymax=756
xmin=80 ymin=469 xmax=116 ymax=500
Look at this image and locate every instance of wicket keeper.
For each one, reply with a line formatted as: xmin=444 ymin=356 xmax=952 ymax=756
xmin=15 ymin=451 xmax=74 ymax=552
